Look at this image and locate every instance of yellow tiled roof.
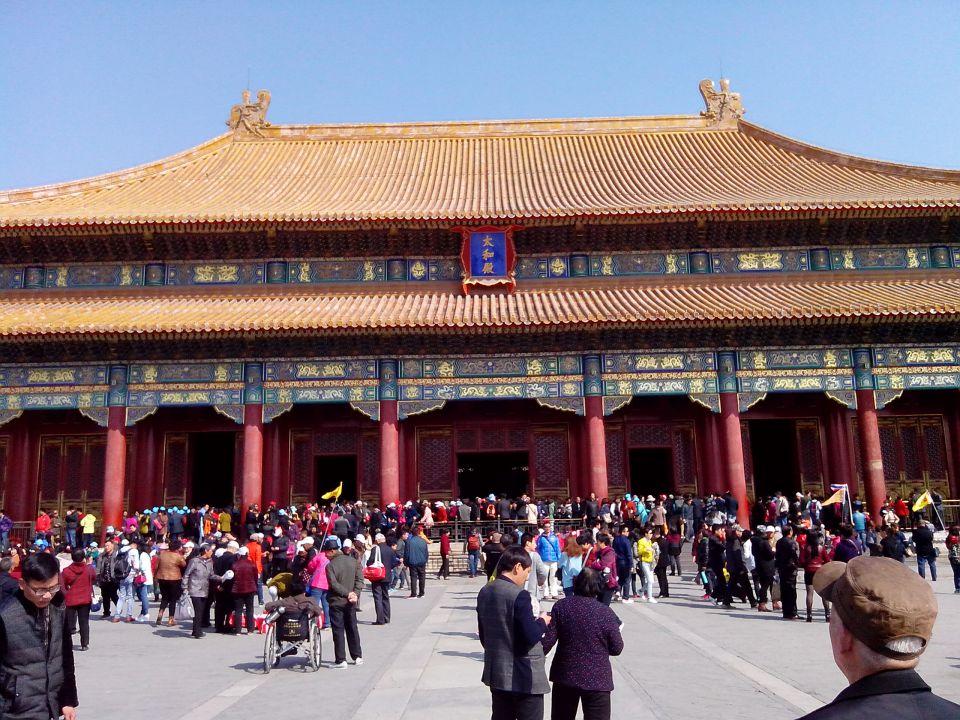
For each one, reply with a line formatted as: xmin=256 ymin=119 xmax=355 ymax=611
xmin=1 ymin=111 xmax=959 ymax=228
xmin=2 ymin=273 xmax=958 ymax=338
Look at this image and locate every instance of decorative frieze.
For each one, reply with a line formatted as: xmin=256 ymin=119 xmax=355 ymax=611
xmin=4 ymin=243 xmax=956 ymax=291
xmin=0 ymin=347 xmax=957 ymax=419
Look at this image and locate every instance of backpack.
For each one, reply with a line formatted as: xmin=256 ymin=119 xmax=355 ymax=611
xmin=467 ymin=535 xmax=480 ymax=552
xmin=112 ymin=552 xmax=130 ymax=583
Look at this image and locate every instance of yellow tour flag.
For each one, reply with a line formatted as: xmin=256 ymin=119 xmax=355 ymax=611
xmin=821 ymin=487 xmax=845 ymax=506
xmin=912 ymin=490 xmax=932 ymax=513
xmin=321 ymin=482 xmax=342 ymax=501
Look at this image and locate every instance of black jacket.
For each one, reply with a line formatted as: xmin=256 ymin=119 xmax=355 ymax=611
xmin=725 ymin=536 xmax=747 ymax=573
xmin=0 ymin=592 xmax=78 ymax=718
xmin=0 ymin=572 xmax=18 ymax=601
xmin=911 ymin=525 xmax=935 ymax=556
xmin=775 ymin=536 xmax=800 ymax=573
xmin=707 ymin=536 xmax=726 ymax=573
xmin=798 ymin=669 xmax=959 ymax=719
xmin=753 ymin=537 xmax=776 ymax=578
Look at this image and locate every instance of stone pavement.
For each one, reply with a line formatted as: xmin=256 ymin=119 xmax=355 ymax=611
xmin=75 ymin=568 xmax=959 ymax=720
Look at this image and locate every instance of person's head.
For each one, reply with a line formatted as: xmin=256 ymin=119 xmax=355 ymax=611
xmin=169 ymin=539 xmax=182 ymax=552
xmin=619 ymin=525 xmax=630 ymax=536
xmin=595 ymin=532 xmax=611 ymax=548
xmin=563 ymin=534 xmax=583 ymax=557
xmin=199 ymin=543 xmax=214 ymax=558
xmin=949 ymin=526 xmax=960 ymax=539
xmin=572 ymin=566 xmax=602 ymax=598
xmin=783 ymin=525 xmax=794 ymax=538
xmin=19 ymin=553 xmax=61 ymax=609
xmin=814 ymin=556 xmax=935 ymax=685
xmin=0 ymin=557 xmax=12 ymax=573
xmin=839 ymin=525 xmax=854 ymax=540
xmin=521 ymin=532 xmax=536 ymax=551
xmin=322 ymin=537 xmax=341 ymax=557
xmin=71 ymin=548 xmax=85 ymax=563
xmin=103 ymin=539 xmax=115 ymax=553
xmin=496 ymin=546 xmax=532 ymax=586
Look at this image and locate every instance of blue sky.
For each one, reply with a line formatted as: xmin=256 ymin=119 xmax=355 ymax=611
xmin=2 ymin=2 xmax=959 ymax=189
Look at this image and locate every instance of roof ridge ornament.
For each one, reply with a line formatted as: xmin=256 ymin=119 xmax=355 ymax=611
xmin=699 ymin=78 xmax=744 ymax=127
xmin=227 ymin=89 xmax=272 ymax=137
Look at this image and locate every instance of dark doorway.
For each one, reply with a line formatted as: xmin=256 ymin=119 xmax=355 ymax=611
xmin=629 ymin=448 xmax=673 ymax=498
xmin=749 ymin=420 xmax=799 ymax=499
xmin=457 ymin=451 xmax=529 ymax=500
xmin=190 ymin=432 xmax=236 ymax=508
xmin=315 ymin=455 xmax=358 ymax=503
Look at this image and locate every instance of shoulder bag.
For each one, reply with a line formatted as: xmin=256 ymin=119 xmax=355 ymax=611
xmin=363 ymin=545 xmax=387 ymax=582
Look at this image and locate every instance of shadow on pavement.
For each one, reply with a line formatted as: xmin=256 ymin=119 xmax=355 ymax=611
xmin=437 ymin=649 xmax=483 ymax=661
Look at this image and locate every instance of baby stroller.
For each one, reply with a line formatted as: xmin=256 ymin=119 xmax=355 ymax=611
xmin=262 ymin=574 xmax=323 ymax=673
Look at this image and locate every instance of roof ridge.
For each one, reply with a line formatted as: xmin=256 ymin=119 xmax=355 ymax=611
xmin=740 ymin=121 xmax=960 ymax=181
xmin=0 ymin=133 xmax=234 ymax=203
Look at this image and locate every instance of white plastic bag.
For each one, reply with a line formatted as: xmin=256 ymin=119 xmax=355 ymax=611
xmin=175 ymin=594 xmax=195 ymax=621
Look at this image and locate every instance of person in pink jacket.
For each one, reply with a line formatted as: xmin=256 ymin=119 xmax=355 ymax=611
xmin=307 ymin=544 xmax=331 ymax=628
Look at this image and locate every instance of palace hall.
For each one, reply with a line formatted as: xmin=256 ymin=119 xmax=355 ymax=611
xmin=1 ymin=80 xmax=960 ymax=530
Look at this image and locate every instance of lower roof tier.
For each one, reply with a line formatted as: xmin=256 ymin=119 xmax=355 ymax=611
xmin=2 ymin=272 xmax=959 ymax=340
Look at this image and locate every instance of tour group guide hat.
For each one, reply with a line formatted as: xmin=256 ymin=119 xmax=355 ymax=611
xmin=813 ymin=556 xmax=936 ymax=660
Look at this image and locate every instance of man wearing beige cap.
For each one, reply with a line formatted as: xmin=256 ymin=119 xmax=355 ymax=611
xmin=799 ymin=556 xmax=959 ymax=718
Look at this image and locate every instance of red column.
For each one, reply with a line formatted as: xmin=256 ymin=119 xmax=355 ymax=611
xmin=103 ymin=406 xmax=127 ymax=538
xmin=698 ymin=412 xmax=724 ymax=496
xmin=584 ymin=396 xmax=609 ymax=500
xmin=8 ymin=421 xmax=37 ymax=523
xmin=948 ymin=408 xmax=960 ymax=499
xmin=241 ymin=404 xmax=264 ymax=513
xmin=131 ymin=422 xmax=157 ymax=512
xmin=380 ymin=399 xmax=400 ymax=504
xmin=856 ymin=389 xmax=887 ymax=522
xmin=827 ymin=407 xmax=854 ymax=495
xmin=719 ymin=393 xmax=750 ymax=527
xmin=402 ymin=421 xmax=417 ymax=502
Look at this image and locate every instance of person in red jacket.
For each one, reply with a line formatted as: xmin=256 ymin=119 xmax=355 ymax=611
xmin=229 ymin=547 xmax=259 ymax=634
xmin=35 ymin=510 xmax=52 ymax=543
xmin=437 ymin=528 xmax=451 ymax=580
xmin=62 ymin=548 xmax=97 ymax=651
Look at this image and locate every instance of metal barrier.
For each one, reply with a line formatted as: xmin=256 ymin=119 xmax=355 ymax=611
xmin=7 ymin=522 xmax=35 ymax=547
xmin=941 ymin=500 xmax=959 ymax=528
xmin=421 ymin=518 xmax=588 ymax=544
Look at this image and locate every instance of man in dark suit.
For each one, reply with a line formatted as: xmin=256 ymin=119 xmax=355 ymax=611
xmin=477 ymin=546 xmax=552 ymax=720
xmin=775 ymin=525 xmax=801 ymax=620
xmin=798 ymin=556 xmax=959 ymax=718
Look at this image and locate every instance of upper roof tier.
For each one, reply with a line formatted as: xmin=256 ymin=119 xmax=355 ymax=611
xmin=2 ymin=81 xmax=959 ymax=229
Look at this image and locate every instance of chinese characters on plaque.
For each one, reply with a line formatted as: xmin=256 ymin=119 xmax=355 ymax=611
xmin=454 ymin=225 xmax=519 ymax=294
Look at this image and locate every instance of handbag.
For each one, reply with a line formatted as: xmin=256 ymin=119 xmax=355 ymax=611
xmin=174 ymin=594 xmax=195 ymax=621
xmin=363 ymin=545 xmax=387 ymax=582
xmin=133 ymin=573 xmax=147 ymax=587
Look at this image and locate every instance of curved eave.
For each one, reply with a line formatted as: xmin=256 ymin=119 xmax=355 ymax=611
xmin=1 ymin=201 xmax=959 ymax=231
xmin=2 ymin=272 xmax=958 ymax=339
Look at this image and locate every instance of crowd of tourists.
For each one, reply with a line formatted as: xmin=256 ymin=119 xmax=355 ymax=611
xmin=0 ymin=487 xmax=957 ymax=720
xmin=0 ymin=489 xmax=953 ymax=652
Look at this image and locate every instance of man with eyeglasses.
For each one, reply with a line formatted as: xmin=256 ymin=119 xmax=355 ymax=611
xmin=0 ymin=552 xmax=78 ymax=719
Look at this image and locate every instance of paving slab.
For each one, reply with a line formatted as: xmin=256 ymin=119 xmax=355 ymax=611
xmin=72 ymin=568 xmax=959 ymax=720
